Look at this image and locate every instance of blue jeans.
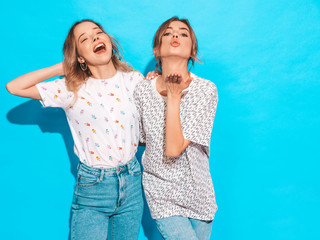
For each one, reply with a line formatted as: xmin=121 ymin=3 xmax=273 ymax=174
xmin=155 ymin=216 xmax=213 ymax=240
xmin=71 ymin=157 xmax=143 ymax=240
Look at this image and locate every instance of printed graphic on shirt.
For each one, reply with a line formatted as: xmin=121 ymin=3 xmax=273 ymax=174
xmin=133 ymin=73 xmax=218 ymax=221
xmin=36 ymin=71 xmax=143 ymax=168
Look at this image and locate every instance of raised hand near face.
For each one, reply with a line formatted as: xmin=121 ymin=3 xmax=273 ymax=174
xmin=164 ymin=73 xmax=192 ymax=97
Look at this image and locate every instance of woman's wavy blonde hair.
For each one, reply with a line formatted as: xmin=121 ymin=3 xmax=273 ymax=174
xmin=153 ymin=17 xmax=201 ymax=73
xmin=63 ymin=19 xmax=132 ymax=102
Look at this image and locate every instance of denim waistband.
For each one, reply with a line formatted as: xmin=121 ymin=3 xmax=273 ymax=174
xmin=78 ymin=157 xmax=138 ymax=177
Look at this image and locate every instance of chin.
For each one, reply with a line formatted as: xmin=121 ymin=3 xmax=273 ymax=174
xmin=94 ymin=53 xmax=113 ymax=64
xmin=162 ymin=50 xmax=191 ymax=59
xmin=163 ymin=54 xmax=190 ymax=60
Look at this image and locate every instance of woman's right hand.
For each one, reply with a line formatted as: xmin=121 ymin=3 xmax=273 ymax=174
xmin=145 ymin=71 xmax=159 ymax=80
xmin=164 ymin=73 xmax=192 ymax=98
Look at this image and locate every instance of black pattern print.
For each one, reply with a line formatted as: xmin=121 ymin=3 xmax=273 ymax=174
xmin=134 ymin=73 xmax=218 ymax=221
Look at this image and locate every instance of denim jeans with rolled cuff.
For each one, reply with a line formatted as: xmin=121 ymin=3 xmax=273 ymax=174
xmin=71 ymin=157 xmax=143 ymax=240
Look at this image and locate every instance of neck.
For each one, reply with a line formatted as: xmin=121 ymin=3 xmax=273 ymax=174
xmin=161 ymin=57 xmax=189 ymax=79
xmin=88 ymin=62 xmax=117 ymax=79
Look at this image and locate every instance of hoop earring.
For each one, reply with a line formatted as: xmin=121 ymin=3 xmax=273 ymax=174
xmin=111 ymin=49 xmax=116 ymax=58
xmin=80 ymin=62 xmax=87 ymax=71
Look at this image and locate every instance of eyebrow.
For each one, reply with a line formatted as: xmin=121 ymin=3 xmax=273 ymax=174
xmin=166 ymin=26 xmax=190 ymax=32
xmin=78 ymin=27 xmax=101 ymax=42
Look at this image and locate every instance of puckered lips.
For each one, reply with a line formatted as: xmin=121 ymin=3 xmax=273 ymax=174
xmin=93 ymin=42 xmax=106 ymax=54
xmin=170 ymin=39 xmax=180 ymax=47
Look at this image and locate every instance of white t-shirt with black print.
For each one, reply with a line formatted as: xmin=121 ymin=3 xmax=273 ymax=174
xmin=133 ymin=73 xmax=218 ymax=221
xmin=36 ymin=71 xmax=143 ymax=169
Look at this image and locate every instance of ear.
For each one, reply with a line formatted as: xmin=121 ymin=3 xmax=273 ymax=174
xmin=77 ymin=56 xmax=85 ymax=63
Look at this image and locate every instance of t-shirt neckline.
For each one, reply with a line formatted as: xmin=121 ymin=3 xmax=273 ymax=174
xmin=87 ymin=70 xmax=120 ymax=82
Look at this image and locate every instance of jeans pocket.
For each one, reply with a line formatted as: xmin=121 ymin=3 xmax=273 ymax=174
xmin=128 ymin=160 xmax=142 ymax=176
xmin=77 ymin=169 xmax=99 ymax=187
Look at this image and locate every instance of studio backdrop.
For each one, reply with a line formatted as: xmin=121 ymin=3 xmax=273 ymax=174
xmin=1 ymin=0 xmax=320 ymax=239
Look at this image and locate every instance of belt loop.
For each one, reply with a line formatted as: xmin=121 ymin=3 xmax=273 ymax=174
xmin=99 ymin=169 xmax=104 ymax=182
xmin=127 ymin=160 xmax=131 ymax=171
xmin=127 ymin=156 xmax=134 ymax=172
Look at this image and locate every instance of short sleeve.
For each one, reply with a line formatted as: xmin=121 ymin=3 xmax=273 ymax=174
xmin=131 ymin=70 xmax=144 ymax=86
xmin=133 ymin=83 xmax=146 ymax=143
xmin=36 ymin=78 xmax=73 ymax=109
xmin=182 ymin=82 xmax=218 ymax=147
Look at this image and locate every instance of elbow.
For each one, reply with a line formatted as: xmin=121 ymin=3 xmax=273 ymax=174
xmin=165 ymin=149 xmax=182 ymax=158
xmin=165 ymin=140 xmax=190 ymax=158
xmin=6 ymin=82 xmax=16 ymax=95
xmin=6 ymin=82 xmax=23 ymax=96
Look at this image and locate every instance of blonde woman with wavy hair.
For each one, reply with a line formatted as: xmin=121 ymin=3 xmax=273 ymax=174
xmin=6 ymin=19 xmax=144 ymax=240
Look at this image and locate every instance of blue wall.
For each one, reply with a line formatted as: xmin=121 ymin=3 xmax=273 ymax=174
xmin=2 ymin=1 xmax=320 ymax=239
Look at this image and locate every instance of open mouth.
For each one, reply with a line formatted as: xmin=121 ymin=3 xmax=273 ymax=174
xmin=170 ymin=40 xmax=180 ymax=47
xmin=93 ymin=43 xmax=106 ymax=53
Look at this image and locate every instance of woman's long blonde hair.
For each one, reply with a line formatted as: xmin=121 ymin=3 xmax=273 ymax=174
xmin=63 ymin=19 xmax=132 ymax=101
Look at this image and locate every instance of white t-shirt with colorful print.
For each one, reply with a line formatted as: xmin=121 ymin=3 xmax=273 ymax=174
xmin=36 ymin=71 xmax=143 ymax=168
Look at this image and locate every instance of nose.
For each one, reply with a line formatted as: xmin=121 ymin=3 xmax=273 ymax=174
xmin=173 ymin=32 xmax=178 ymax=38
xmin=93 ymin=35 xmax=99 ymax=42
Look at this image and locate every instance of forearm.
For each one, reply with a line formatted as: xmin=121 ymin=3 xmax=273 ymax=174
xmin=165 ymin=94 xmax=189 ymax=157
xmin=6 ymin=63 xmax=63 ymax=98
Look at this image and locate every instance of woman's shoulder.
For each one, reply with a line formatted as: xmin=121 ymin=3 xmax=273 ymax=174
xmin=38 ymin=77 xmax=68 ymax=89
xmin=121 ymin=70 xmax=144 ymax=81
xmin=135 ymin=77 xmax=153 ymax=89
xmin=133 ymin=78 xmax=154 ymax=102
xmin=190 ymin=73 xmax=217 ymax=95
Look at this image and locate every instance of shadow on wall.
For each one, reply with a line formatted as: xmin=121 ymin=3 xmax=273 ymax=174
xmin=138 ymin=58 xmax=163 ymax=240
xmin=7 ymin=100 xmax=78 ymax=240
xmin=143 ymin=58 xmax=158 ymax=77
xmin=136 ymin=146 xmax=162 ymax=240
xmin=6 ymin=99 xmax=79 ymax=178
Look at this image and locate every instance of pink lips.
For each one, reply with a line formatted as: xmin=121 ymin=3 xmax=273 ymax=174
xmin=170 ymin=39 xmax=180 ymax=47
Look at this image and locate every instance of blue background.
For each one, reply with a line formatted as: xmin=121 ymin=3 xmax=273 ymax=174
xmin=1 ymin=0 xmax=320 ymax=239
